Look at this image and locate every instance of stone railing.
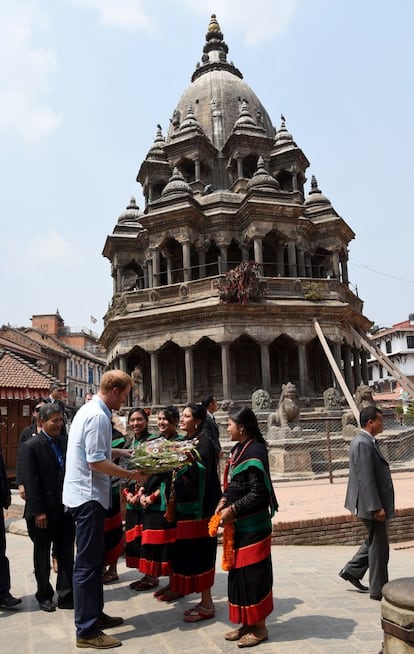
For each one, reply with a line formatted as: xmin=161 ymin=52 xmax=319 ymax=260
xmin=105 ymin=275 xmax=363 ymax=317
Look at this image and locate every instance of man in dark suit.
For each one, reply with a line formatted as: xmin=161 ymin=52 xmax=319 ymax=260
xmin=45 ymin=383 xmax=67 ymax=436
xmin=201 ymin=394 xmax=221 ymax=459
xmin=21 ymin=403 xmax=74 ymax=612
xmin=0 ymin=445 xmax=21 ymax=609
xmin=339 ymin=406 xmax=395 ymax=600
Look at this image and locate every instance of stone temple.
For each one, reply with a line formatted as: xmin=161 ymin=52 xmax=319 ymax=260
xmin=100 ymin=14 xmax=371 ymax=408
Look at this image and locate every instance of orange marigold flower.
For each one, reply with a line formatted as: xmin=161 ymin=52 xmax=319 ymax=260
xmin=208 ymin=513 xmax=221 ymax=537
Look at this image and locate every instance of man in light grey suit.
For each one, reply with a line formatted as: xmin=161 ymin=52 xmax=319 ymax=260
xmin=339 ymin=406 xmax=394 ymax=600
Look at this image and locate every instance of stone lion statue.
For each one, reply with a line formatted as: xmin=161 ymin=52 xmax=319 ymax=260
xmin=342 ymin=383 xmax=376 ymax=439
xmin=354 ymin=384 xmax=375 ymax=409
xmin=267 ymin=382 xmax=300 ymax=429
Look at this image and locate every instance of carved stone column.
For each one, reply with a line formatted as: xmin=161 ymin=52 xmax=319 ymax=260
xmin=194 ymin=157 xmax=200 ymax=182
xmin=361 ymin=350 xmax=369 ymax=384
xmin=343 ymin=344 xmax=355 ymax=394
xmin=253 ymin=237 xmax=263 ymax=275
xmin=297 ymin=248 xmax=306 ymax=277
xmin=221 ymin=343 xmax=231 ymax=399
xmin=150 ymin=352 xmax=159 ymax=406
xmin=182 ymin=240 xmax=191 ymax=282
xmin=147 ymin=258 xmax=153 ymax=288
xmin=166 ymin=254 xmax=173 ymax=285
xmin=118 ymin=355 xmax=127 ymax=373
xmin=152 ymin=250 xmax=160 ymax=287
xmin=298 ymin=343 xmax=308 ymax=396
xmin=185 ymin=347 xmax=194 ymax=402
xmin=332 ymin=250 xmax=340 ymax=279
xmin=143 ymin=261 xmax=149 ymax=289
xmin=260 ymin=342 xmax=271 ymax=392
xmin=287 ymin=241 xmax=297 ymax=277
xmin=237 ymin=157 xmax=243 ymax=179
xmin=332 ymin=341 xmax=342 ymax=375
xmin=219 ymin=245 xmax=228 ymax=274
xmin=116 ymin=267 xmax=122 ymax=293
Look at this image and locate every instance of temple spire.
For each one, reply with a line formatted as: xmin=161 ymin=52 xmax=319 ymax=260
xmin=191 ymin=14 xmax=243 ymax=82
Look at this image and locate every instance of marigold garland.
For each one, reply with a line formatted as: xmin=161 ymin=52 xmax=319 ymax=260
xmin=221 ymin=522 xmax=235 ymax=571
xmin=208 ymin=513 xmax=221 ymax=537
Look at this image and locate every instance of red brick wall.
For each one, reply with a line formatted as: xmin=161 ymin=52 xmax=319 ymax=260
xmin=272 ymin=508 xmax=414 ymax=545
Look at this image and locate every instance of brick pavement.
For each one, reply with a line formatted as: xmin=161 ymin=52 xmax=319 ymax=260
xmin=3 ymin=472 xmax=413 ymax=652
xmin=2 ymin=530 xmax=413 ymax=653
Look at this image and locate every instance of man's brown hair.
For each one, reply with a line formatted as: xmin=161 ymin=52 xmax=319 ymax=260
xmin=99 ymin=370 xmax=131 ymax=394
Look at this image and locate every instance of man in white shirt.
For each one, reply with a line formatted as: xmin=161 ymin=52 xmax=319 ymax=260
xmin=63 ymin=370 xmax=144 ymax=649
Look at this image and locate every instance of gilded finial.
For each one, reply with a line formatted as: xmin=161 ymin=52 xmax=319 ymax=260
xmin=208 ymin=14 xmax=220 ymax=32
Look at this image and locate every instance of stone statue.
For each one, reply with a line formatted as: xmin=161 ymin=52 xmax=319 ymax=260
xmin=251 ymin=388 xmax=271 ymax=412
xmin=342 ymin=383 xmax=376 ymax=439
xmin=131 ymin=365 xmax=143 ymax=405
xmin=267 ymin=382 xmax=301 ymax=439
xmin=323 ymin=387 xmax=342 ymax=412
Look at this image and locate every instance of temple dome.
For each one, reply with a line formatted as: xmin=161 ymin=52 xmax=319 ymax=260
xmin=166 ymin=15 xmax=274 ymax=150
xmin=304 ymin=175 xmax=332 ymax=208
xmin=117 ymin=197 xmax=143 ymax=225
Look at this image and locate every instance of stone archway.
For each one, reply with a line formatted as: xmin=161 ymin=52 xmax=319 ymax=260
xmin=269 ymin=334 xmax=299 ymax=394
xmin=192 ymin=337 xmax=222 ymax=400
xmin=230 ymin=335 xmax=261 ymax=401
xmin=307 ymin=337 xmax=334 ymax=394
xmin=158 ymin=342 xmax=186 ymax=405
xmin=126 ymin=346 xmax=151 ymax=405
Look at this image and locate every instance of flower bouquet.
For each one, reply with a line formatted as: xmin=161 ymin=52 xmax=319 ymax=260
xmin=126 ymin=437 xmax=197 ymax=475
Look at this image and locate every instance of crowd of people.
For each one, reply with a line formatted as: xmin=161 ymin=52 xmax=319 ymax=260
xmin=0 ymin=375 xmax=395 ymax=650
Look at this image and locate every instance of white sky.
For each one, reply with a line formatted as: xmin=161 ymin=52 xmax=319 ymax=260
xmin=1 ymin=0 xmax=413 ymax=335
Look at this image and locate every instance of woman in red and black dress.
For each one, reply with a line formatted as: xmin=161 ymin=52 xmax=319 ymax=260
xmin=139 ymin=406 xmax=183 ymax=600
xmin=123 ymin=407 xmax=158 ymax=591
xmin=217 ymin=406 xmax=278 ymax=648
xmin=169 ymin=403 xmax=222 ymax=622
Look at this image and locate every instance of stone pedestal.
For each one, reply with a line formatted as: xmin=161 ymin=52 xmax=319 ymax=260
xmin=381 ymin=578 xmax=414 ymax=653
xmin=269 ymin=445 xmax=312 ymax=473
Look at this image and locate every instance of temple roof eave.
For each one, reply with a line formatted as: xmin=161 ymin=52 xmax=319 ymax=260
xmin=101 ymin=300 xmax=372 ymax=356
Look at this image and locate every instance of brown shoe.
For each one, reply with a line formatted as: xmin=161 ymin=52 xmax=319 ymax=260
xmin=76 ymin=631 xmax=122 ymax=649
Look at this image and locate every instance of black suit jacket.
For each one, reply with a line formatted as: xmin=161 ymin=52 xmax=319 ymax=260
xmin=0 ymin=446 xmax=10 ymax=510
xmin=15 ymin=422 xmax=38 ymax=486
xmin=203 ymin=414 xmax=221 ymax=457
xmin=21 ymin=431 xmax=68 ymax=521
xmin=344 ymin=430 xmax=395 ymax=520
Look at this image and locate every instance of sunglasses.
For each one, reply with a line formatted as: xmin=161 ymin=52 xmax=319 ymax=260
xmin=34 ymin=406 xmax=42 ymax=412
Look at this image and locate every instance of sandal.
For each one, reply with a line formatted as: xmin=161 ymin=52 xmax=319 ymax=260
xmin=130 ymin=577 xmax=159 ymax=591
xmin=102 ymin=570 xmax=119 ymax=584
xmin=154 ymin=584 xmax=169 ymax=598
xmin=157 ymin=589 xmax=184 ymax=603
xmin=224 ymin=625 xmax=250 ymax=641
xmin=183 ymin=606 xmax=215 ymax=623
xmin=237 ymin=630 xmax=268 ymax=648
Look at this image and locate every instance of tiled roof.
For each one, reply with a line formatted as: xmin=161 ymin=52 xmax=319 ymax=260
xmin=0 ymin=347 xmax=60 ymax=399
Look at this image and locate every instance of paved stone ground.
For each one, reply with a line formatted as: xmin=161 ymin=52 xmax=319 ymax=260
xmin=2 ymin=530 xmax=413 ymax=653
